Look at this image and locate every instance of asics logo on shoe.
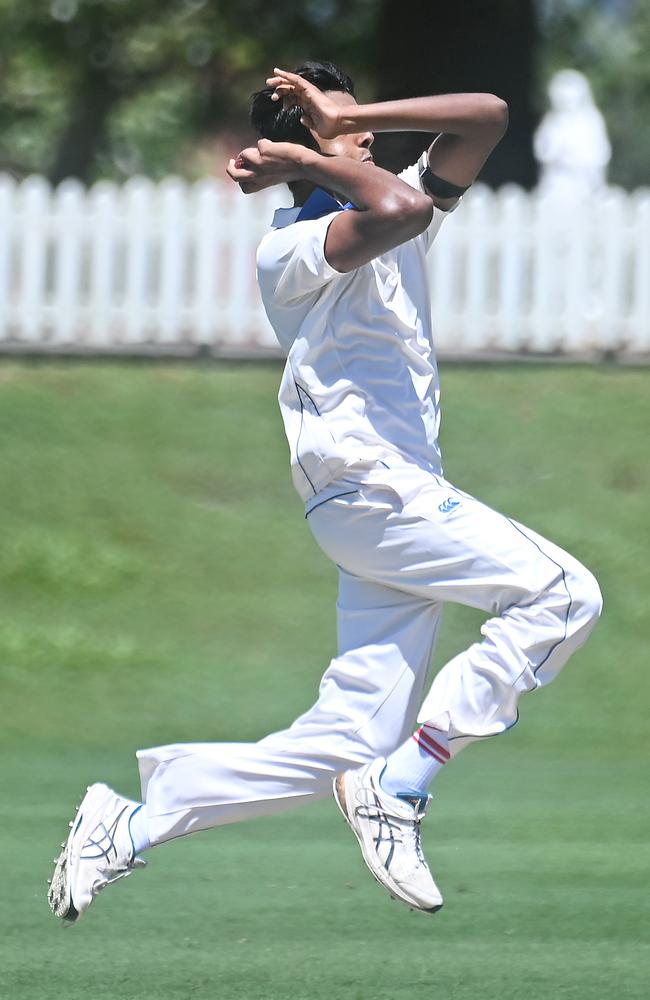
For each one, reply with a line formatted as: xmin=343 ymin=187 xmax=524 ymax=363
xmin=80 ymin=805 xmax=130 ymax=863
xmin=354 ymin=793 xmax=401 ymax=872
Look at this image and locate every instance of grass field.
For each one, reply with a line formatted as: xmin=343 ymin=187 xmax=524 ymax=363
xmin=1 ymin=360 xmax=648 ymax=1000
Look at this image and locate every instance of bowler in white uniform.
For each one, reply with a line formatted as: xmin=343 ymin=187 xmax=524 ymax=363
xmin=48 ymin=62 xmax=602 ymax=924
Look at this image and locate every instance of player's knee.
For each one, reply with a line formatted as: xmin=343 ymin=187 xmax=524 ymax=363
xmin=568 ymin=565 xmax=603 ymax=632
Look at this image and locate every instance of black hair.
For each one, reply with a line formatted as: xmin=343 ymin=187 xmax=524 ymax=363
xmin=250 ymin=61 xmax=355 ymax=151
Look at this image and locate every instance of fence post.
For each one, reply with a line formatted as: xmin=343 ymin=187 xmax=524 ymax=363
xmin=191 ymin=180 xmax=222 ymax=346
xmin=630 ymin=190 xmax=650 ymax=353
xmin=0 ymin=176 xmax=15 ymax=341
xmin=88 ymin=181 xmax=120 ymax=347
xmin=462 ymin=186 xmax=493 ymax=350
xmin=17 ymin=176 xmax=50 ymax=343
xmin=157 ymin=177 xmax=188 ymax=344
xmin=599 ymin=187 xmax=628 ymax=352
xmin=123 ymin=177 xmax=154 ymax=344
xmin=51 ymin=179 xmax=86 ymax=344
xmin=494 ymin=185 xmax=529 ymax=352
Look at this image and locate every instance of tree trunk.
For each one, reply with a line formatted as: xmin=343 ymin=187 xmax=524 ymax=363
xmin=372 ymin=0 xmax=539 ymax=188
xmin=48 ymin=69 xmax=118 ymax=185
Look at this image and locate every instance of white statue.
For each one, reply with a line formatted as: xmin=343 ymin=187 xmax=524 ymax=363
xmin=534 ymin=69 xmax=611 ymax=200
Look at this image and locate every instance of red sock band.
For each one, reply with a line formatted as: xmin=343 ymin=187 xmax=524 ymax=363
xmin=413 ymin=727 xmax=450 ymax=764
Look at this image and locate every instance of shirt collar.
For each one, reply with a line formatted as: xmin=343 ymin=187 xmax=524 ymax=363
xmin=271 ymin=187 xmax=354 ymax=228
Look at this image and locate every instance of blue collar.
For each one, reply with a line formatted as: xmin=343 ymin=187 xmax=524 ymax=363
xmin=272 ymin=187 xmax=354 ymax=228
xmin=297 ymin=187 xmax=354 ymax=221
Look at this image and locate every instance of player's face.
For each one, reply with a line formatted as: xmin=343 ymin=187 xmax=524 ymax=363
xmin=314 ymin=91 xmax=374 ymax=163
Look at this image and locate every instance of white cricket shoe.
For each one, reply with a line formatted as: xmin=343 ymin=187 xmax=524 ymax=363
xmin=333 ymin=758 xmax=443 ymax=913
xmin=47 ymin=783 xmax=146 ymax=926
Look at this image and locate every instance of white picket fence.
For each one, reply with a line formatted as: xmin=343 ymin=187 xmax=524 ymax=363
xmin=0 ymin=172 xmax=648 ymax=357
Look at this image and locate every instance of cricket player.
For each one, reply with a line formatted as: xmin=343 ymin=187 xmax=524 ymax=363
xmin=48 ymin=62 xmax=602 ymax=923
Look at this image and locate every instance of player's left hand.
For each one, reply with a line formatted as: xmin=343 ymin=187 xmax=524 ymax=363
xmin=226 ymin=139 xmax=305 ymax=193
xmin=266 ymin=68 xmax=342 ymax=140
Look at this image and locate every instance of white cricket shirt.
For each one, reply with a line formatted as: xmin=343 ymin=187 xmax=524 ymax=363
xmin=256 ymin=153 xmax=453 ymax=510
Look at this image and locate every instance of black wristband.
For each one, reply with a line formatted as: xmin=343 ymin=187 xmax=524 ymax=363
xmin=419 ymin=164 xmax=468 ymax=199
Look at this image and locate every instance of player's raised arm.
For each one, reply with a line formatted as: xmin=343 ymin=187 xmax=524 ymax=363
xmin=227 ymin=139 xmax=434 ymax=273
xmin=268 ymin=69 xmax=509 ymax=211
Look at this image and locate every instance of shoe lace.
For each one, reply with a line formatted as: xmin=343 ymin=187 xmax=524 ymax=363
xmin=402 ymin=814 xmax=426 ymax=867
xmin=395 ymin=794 xmax=429 ymax=867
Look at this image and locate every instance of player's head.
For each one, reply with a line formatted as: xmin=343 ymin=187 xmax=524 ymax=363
xmin=250 ymin=60 xmax=356 ymax=155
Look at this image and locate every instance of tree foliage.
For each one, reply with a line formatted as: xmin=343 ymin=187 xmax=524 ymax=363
xmin=0 ymin=0 xmax=647 ymax=187
xmin=539 ymin=0 xmax=650 ymax=188
xmin=0 ymin=0 xmax=379 ymax=182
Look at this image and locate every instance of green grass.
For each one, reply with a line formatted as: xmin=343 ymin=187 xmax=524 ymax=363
xmin=1 ymin=361 xmax=648 ymax=999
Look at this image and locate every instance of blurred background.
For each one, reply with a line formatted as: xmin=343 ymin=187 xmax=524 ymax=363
xmin=1 ymin=4 xmax=648 ymax=1000
xmin=0 ymin=0 xmax=648 ymax=355
xmin=2 ymin=0 xmax=649 ymax=187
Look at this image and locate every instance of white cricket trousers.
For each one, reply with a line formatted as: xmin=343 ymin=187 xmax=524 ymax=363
xmin=138 ymin=470 xmax=602 ymax=846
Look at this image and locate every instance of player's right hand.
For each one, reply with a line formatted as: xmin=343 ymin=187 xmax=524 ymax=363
xmin=226 ymin=139 xmax=305 ymax=194
xmin=266 ymin=68 xmax=343 ymax=140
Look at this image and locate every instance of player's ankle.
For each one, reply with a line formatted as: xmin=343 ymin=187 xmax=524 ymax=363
xmin=380 ymin=724 xmax=450 ymax=797
xmin=128 ymin=803 xmax=151 ymax=855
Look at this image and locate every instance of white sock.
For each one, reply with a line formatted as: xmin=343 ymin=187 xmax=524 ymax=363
xmin=380 ymin=725 xmax=451 ymax=797
xmin=128 ymin=803 xmax=151 ymax=855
